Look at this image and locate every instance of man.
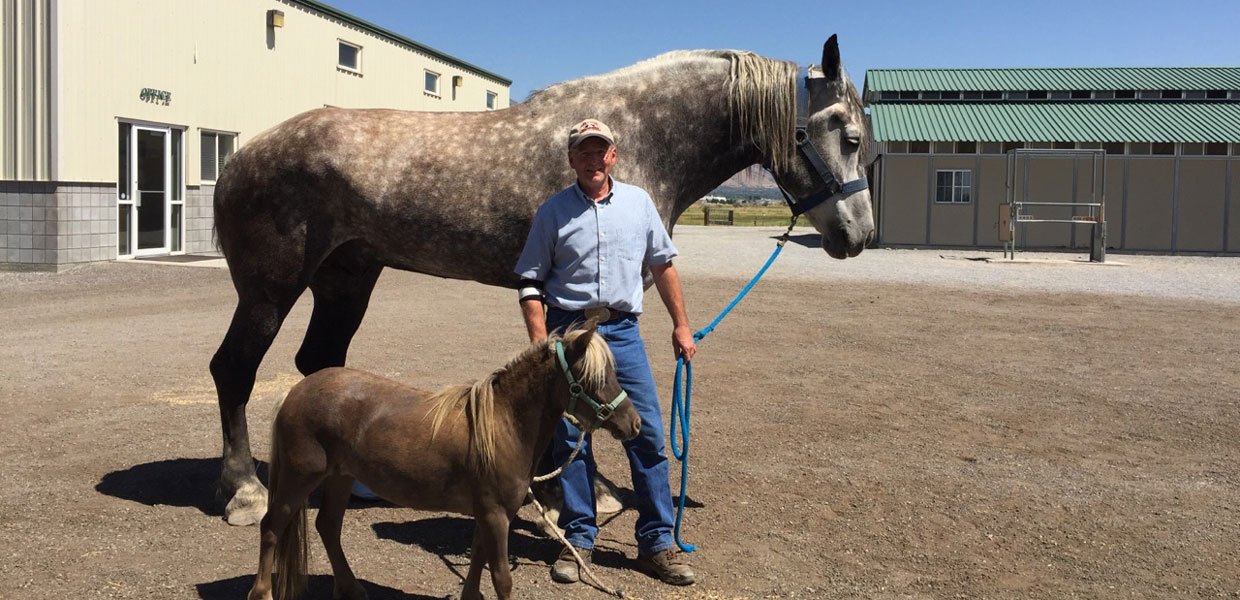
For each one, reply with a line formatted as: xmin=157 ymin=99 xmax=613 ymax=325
xmin=514 ymin=118 xmax=697 ymax=586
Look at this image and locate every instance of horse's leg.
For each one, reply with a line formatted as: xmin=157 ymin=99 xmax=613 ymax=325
xmin=295 ymin=242 xmax=384 ymax=376
xmin=248 ymin=462 xmax=320 ymax=600
xmin=483 ymin=508 xmax=514 ymax=600
xmin=211 ymin=289 xmax=305 ymax=526
xmin=317 ymin=475 xmax=368 ymax=600
xmin=461 ymin=517 xmax=493 ymax=600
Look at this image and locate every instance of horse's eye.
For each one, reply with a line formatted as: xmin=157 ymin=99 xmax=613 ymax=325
xmin=846 ymin=135 xmax=861 ymax=148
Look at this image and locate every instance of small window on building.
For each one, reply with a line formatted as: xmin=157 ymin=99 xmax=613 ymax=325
xmin=1078 ymin=142 xmax=1103 ymax=150
xmin=425 ymin=70 xmax=441 ymax=96
xmin=1115 ymin=90 xmax=1136 ymax=99
xmin=486 ymin=91 xmax=497 ymax=110
xmin=932 ymin=142 xmax=954 ymax=153
xmin=909 ymin=141 xmax=931 ymax=153
xmin=338 ymin=41 xmax=361 ymax=72
xmin=941 ymin=91 xmax=960 ymax=100
xmin=1230 ymin=91 xmax=1240 ymax=100
xmin=1128 ymin=142 xmax=1151 ymax=155
xmin=1009 ymin=91 xmax=1029 ymax=100
xmin=899 ymin=91 xmax=918 ymax=100
xmin=982 ymin=91 xmax=1002 ymax=100
xmin=1181 ymin=143 xmax=1203 ymax=156
xmin=980 ymin=142 xmax=1002 ymax=154
xmin=1050 ymin=91 xmax=1070 ymax=100
xmin=1204 ymin=142 xmax=1228 ymax=156
xmin=201 ymin=131 xmax=236 ymax=182
xmin=963 ymin=91 xmax=982 ymax=100
xmin=1161 ymin=90 xmax=1183 ymax=100
xmin=1232 ymin=143 xmax=1240 ymax=155
xmin=954 ymin=141 xmax=977 ymax=154
xmin=1053 ymin=141 xmax=1075 ymax=150
xmin=1206 ymin=90 xmax=1227 ymax=99
xmin=1139 ymin=90 xmax=1160 ymax=100
xmin=1186 ymin=90 xmax=1206 ymax=100
xmin=1071 ymin=90 xmax=1091 ymax=99
xmin=886 ymin=141 xmax=909 ymax=153
xmin=1002 ymin=141 xmax=1025 ymax=154
xmin=935 ymin=170 xmax=972 ymax=204
xmin=1104 ymin=142 xmax=1125 ymax=155
xmin=1151 ymin=142 xmax=1174 ymax=155
xmin=880 ymin=91 xmax=900 ymax=101
xmin=1095 ymin=90 xmax=1115 ymax=100
xmin=922 ymin=91 xmax=941 ymax=100
xmin=1028 ymin=142 xmax=1053 ymax=150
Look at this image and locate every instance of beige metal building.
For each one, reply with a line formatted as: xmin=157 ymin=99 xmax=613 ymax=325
xmin=864 ymin=68 xmax=1240 ymax=254
xmin=2 ymin=0 xmax=510 ymax=270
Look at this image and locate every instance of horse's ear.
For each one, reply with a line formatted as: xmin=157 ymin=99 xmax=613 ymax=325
xmin=821 ymin=34 xmax=841 ymax=81
xmin=568 ymin=318 xmax=599 ymax=357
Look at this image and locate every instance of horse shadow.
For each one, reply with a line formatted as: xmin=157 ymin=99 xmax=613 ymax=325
xmin=775 ymin=232 xmax=822 ymax=248
xmin=196 ymin=574 xmax=445 ymax=600
xmin=94 ymin=457 xmax=248 ymax=517
xmin=95 ymin=457 xmax=392 ymax=515
xmin=372 ymin=515 xmax=553 ymax=569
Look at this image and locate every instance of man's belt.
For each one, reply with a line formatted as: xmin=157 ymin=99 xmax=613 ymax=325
xmin=550 ymin=306 xmax=631 ymax=324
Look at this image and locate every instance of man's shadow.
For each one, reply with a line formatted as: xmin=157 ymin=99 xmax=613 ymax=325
xmin=196 ymin=574 xmax=444 ymax=600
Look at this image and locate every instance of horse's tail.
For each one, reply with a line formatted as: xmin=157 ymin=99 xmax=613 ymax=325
xmin=269 ymin=397 xmax=308 ymax=600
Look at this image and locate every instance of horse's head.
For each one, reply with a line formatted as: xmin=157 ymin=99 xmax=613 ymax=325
xmin=556 ymin=324 xmax=641 ymax=441
xmin=773 ymin=35 xmax=875 ymax=259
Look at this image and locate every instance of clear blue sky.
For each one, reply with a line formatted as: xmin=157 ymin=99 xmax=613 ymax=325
xmin=325 ymin=0 xmax=1240 ymax=101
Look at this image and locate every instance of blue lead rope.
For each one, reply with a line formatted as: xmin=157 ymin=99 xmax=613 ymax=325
xmin=669 ymin=222 xmax=796 ymax=552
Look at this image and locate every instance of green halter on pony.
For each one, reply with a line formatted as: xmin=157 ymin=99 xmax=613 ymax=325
xmin=555 ymin=340 xmax=628 ymax=430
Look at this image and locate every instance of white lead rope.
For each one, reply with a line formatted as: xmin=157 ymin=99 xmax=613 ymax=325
xmin=527 ymin=418 xmax=623 ymax=597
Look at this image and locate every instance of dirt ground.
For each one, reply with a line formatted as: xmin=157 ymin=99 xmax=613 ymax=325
xmin=1 ymin=231 xmax=1238 ymax=600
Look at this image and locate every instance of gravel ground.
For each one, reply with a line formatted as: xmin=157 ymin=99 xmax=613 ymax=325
xmin=670 ymin=226 xmax=1240 ymax=304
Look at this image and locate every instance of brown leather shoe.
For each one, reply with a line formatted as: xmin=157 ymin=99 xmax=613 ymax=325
xmin=550 ymin=546 xmax=591 ymax=584
xmin=637 ymin=548 xmax=695 ymax=585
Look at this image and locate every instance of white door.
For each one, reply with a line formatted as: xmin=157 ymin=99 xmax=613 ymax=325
xmin=118 ymin=123 xmax=183 ymax=258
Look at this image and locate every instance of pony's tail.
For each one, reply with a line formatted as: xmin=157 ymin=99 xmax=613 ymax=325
xmin=270 ymin=398 xmax=308 ymax=600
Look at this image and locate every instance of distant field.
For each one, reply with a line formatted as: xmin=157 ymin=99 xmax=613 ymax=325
xmin=675 ymin=204 xmax=815 ymax=227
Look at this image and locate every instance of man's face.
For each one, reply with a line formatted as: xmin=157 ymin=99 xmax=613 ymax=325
xmin=568 ymin=137 xmax=616 ymax=189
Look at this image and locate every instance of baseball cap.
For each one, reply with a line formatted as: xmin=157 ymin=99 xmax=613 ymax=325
xmin=568 ymin=118 xmax=615 ymax=149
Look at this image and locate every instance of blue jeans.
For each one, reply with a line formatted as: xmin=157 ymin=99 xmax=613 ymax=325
xmin=546 ymin=308 xmax=677 ymax=555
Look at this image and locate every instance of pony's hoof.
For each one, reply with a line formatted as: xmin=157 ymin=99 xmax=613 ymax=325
xmin=224 ymin=480 xmax=268 ymax=526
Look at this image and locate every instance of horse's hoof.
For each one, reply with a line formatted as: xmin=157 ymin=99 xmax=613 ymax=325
xmin=224 ymin=480 xmax=268 ymax=526
xmin=594 ymin=479 xmax=623 ymax=514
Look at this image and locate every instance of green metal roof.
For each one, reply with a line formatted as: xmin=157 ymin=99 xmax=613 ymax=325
xmin=870 ymin=102 xmax=1240 ymax=143
xmin=292 ymin=0 xmax=512 ymax=86
xmin=865 ymin=67 xmax=1240 ymax=93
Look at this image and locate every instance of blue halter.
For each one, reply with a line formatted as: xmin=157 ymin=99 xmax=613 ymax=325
xmin=771 ymin=67 xmax=869 ymax=217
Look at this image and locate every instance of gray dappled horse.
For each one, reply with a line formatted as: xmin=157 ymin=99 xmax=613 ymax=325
xmin=211 ymin=35 xmax=874 ymax=526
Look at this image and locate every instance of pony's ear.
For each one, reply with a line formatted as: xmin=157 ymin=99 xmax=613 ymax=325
xmin=821 ymin=34 xmax=841 ymax=81
xmin=568 ymin=319 xmax=599 ymax=358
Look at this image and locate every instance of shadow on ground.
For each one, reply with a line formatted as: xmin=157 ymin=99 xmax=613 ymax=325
xmin=776 ymin=233 xmax=822 ymax=249
xmin=372 ymin=515 xmax=553 ymax=565
xmin=94 ymin=457 xmax=263 ymax=516
xmin=197 ymin=574 xmax=446 ymax=600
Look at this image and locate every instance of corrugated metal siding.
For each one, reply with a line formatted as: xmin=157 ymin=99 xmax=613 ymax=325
xmin=871 ymin=103 xmax=1240 ymax=142
xmin=866 ymin=67 xmax=1240 ymax=92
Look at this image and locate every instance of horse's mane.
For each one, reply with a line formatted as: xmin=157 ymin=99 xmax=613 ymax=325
xmin=426 ymin=327 xmax=615 ymax=472
xmin=525 ymin=50 xmax=801 ymax=172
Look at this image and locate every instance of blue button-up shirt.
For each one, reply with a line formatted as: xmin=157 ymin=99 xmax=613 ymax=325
xmin=515 ymin=178 xmax=677 ymax=315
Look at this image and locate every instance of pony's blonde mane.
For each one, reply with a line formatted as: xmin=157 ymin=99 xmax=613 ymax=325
xmin=426 ymin=326 xmax=615 ymax=472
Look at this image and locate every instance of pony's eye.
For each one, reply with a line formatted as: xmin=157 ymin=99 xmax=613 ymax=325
xmin=845 ymin=135 xmax=861 ymax=148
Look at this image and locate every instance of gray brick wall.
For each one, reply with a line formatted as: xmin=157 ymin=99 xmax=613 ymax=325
xmin=1 ymin=181 xmax=118 ymax=270
xmin=186 ymin=185 xmax=218 ymax=255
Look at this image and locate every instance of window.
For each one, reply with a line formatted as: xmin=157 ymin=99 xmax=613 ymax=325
xmin=1050 ymin=91 xmax=1069 ymax=100
xmin=1009 ymin=91 xmax=1029 ymax=100
xmin=338 ymin=41 xmax=361 ymax=72
xmin=899 ymin=91 xmax=918 ymax=100
xmin=201 ymin=131 xmax=236 ymax=182
xmin=1204 ymin=143 xmax=1228 ymax=156
xmin=886 ymin=141 xmax=909 ymax=153
xmin=1095 ymin=90 xmax=1115 ymax=100
xmin=932 ymin=141 xmax=954 ymax=153
xmin=963 ymin=91 xmax=982 ymax=100
xmin=941 ymin=91 xmax=960 ymax=100
xmin=1206 ymin=90 xmax=1227 ymax=99
xmin=486 ymin=91 xmax=497 ymax=110
xmin=1002 ymin=141 xmax=1025 ymax=154
xmin=909 ymin=141 xmax=930 ymax=153
xmin=1182 ymin=143 xmax=1203 ymax=156
xmin=1128 ymin=142 xmax=1151 ymax=155
xmin=1139 ymin=90 xmax=1160 ymax=100
xmin=880 ymin=91 xmax=900 ymax=101
xmin=1186 ymin=91 xmax=1206 ymax=100
xmin=1115 ymin=90 xmax=1136 ymax=99
xmin=1161 ymin=90 xmax=1183 ymax=99
xmin=935 ymin=170 xmax=972 ymax=204
xmin=424 ymin=70 xmax=440 ymax=95
xmin=980 ymin=142 xmax=1002 ymax=154
xmin=1104 ymin=142 xmax=1125 ymax=155
xmin=1028 ymin=90 xmax=1048 ymax=100
xmin=922 ymin=91 xmax=941 ymax=100
xmin=982 ymin=91 xmax=1002 ymax=100
xmin=1151 ymin=142 xmax=1175 ymax=155
xmin=1053 ymin=141 xmax=1075 ymax=150
xmin=1071 ymin=90 xmax=1092 ymax=99
xmin=954 ymin=141 xmax=976 ymax=154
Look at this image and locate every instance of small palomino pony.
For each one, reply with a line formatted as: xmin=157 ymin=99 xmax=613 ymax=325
xmin=214 ymin=34 xmax=874 ymax=526
xmin=247 ymin=324 xmax=639 ymax=600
